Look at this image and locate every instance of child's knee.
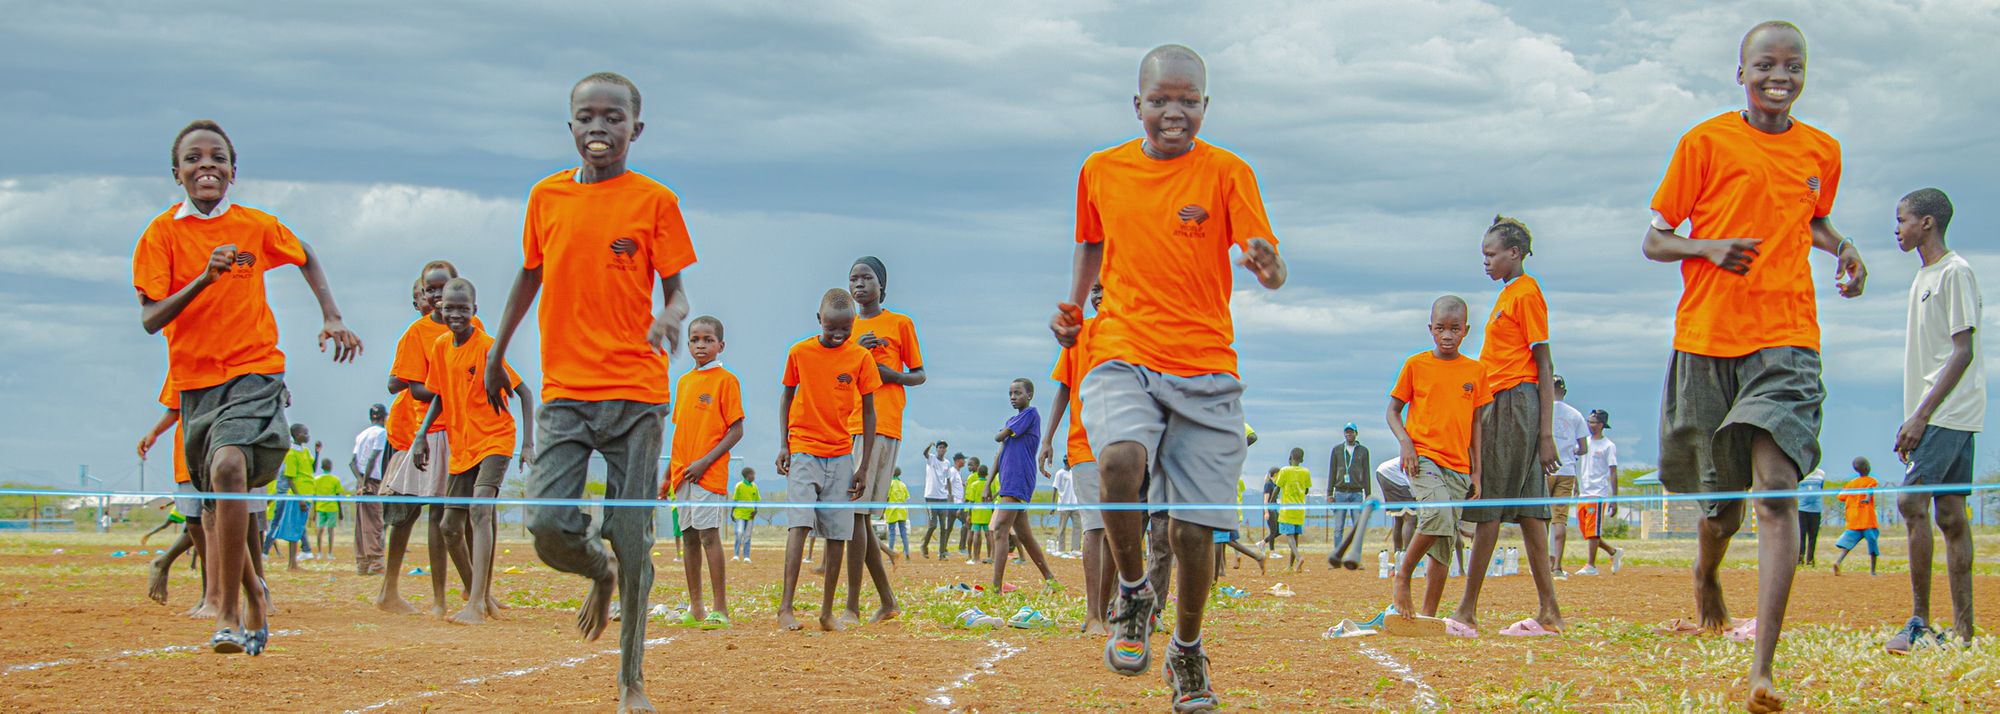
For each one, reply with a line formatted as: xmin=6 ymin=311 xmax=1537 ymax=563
xmin=1898 ymin=494 xmax=1933 ymax=525
xmin=524 ymin=507 xmax=571 ymax=541
xmin=209 ymin=447 xmax=250 ymax=490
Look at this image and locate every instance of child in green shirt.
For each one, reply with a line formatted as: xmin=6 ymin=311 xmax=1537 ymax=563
xmin=885 ymin=470 xmax=911 ymax=561
xmin=966 ymin=467 xmax=992 ymax=564
xmin=1275 ymin=448 xmax=1313 ymax=572
xmin=312 ymin=459 xmax=344 ymax=563
xmin=732 ymin=468 xmax=760 ymax=562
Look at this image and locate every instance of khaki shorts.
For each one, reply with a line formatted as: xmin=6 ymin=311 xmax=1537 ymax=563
xmin=850 ymin=435 xmax=901 ymax=518
xmin=1408 ymin=457 xmax=1470 ymax=568
xmin=1547 ymin=474 xmax=1578 ymax=523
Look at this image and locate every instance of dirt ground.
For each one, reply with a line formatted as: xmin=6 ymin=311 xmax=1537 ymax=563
xmin=3 ymin=529 xmax=1998 ymax=712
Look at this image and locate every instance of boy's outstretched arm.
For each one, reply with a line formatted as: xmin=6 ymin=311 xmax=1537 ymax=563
xmin=297 ymin=240 xmax=362 ymax=362
xmin=648 ymin=273 xmax=690 ymax=357
xmin=408 ymin=380 xmax=437 ymax=403
xmin=1898 ymin=329 xmax=1974 ymax=457
xmin=775 ymin=386 xmax=796 ymax=476
xmin=853 ymin=395 xmax=876 ymax=498
xmin=1039 ymin=384 xmax=1068 ymax=476
xmin=1642 ymin=225 xmax=1762 ymax=275
xmin=1385 ymin=398 xmax=1416 ymax=474
xmin=484 ymin=267 xmax=542 ymax=407
xmin=138 ymin=409 xmax=178 ymax=459
xmin=140 ymin=244 xmax=235 ymax=334
xmin=686 ymin=418 xmax=744 ymax=487
xmin=1237 ymin=237 xmax=1286 ymax=289
xmin=1051 ymin=242 xmax=1103 ymax=347
xmin=1810 ymin=217 xmax=1867 ymax=298
xmin=513 ymin=382 xmax=536 ymax=468
xmin=878 ymin=364 xmax=926 ymax=387
xmin=411 ymin=399 xmax=443 ymax=470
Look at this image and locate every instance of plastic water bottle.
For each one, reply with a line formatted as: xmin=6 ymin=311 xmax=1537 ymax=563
xmin=1504 ymin=547 xmax=1520 ymax=576
xmin=1377 ymin=550 xmax=1391 ymax=579
xmin=1449 ymin=555 xmax=1461 ymax=577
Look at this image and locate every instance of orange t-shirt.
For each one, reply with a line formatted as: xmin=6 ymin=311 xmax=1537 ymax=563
xmin=1391 ymin=351 xmax=1493 ymax=475
xmin=1049 ymin=318 xmax=1096 ymax=465
xmin=131 ymin=204 xmax=308 ymax=391
xmin=157 ymin=380 xmax=189 ymax=484
xmin=670 ymin=364 xmax=745 ymax=494
xmin=387 ymin=314 xmax=480 ymax=450
xmin=522 ymin=169 xmax=698 ymax=404
xmin=1479 ymin=275 xmax=1549 ymax=393
xmin=845 ymin=309 xmax=923 ymax=440
xmin=783 ymin=337 xmax=883 ymax=458
xmin=1650 ymin=112 xmax=1842 ymax=358
xmin=1075 ymin=139 xmax=1277 ymax=378
xmin=424 ymin=329 xmax=522 ymax=475
xmin=1837 ymin=475 xmax=1879 ymax=530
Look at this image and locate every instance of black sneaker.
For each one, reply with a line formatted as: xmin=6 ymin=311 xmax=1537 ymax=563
xmin=1885 ymin=616 xmax=1936 ymax=655
xmin=1163 ymin=641 xmax=1219 ymax=713
xmin=1103 ymin=581 xmax=1159 ymax=676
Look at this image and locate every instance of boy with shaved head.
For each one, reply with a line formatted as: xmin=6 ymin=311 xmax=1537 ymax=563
xmin=775 ymin=288 xmax=881 ymax=632
xmin=484 ymin=71 xmax=695 ymax=712
xmin=1386 ymin=296 xmax=1490 ymax=632
xmin=1643 ymin=21 xmax=1865 ymax=712
xmin=1051 ymin=44 xmax=1287 ymax=713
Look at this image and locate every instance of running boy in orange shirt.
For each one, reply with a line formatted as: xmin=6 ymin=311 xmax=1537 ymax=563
xmin=1831 ymin=457 xmax=1880 ymax=577
xmin=842 ymin=256 xmax=924 ymax=625
xmin=132 ymin=119 xmax=362 ymax=655
xmin=776 ymin=289 xmax=881 ymax=632
xmin=1043 ymin=282 xmax=1114 ymax=636
xmin=411 ymin=278 xmax=534 ymax=626
xmin=1460 ymin=216 xmax=1565 ymax=637
xmin=1386 ymin=296 xmax=1491 ymax=633
xmin=661 ymin=316 xmax=745 ymax=630
xmin=484 ymin=72 xmax=696 ymax=713
xmin=1643 ymin=21 xmax=1866 ymax=713
xmin=1049 ymin=45 xmax=1287 ymax=712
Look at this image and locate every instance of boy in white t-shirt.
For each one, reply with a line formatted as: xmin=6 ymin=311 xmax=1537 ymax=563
xmin=1575 ymin=410 xmax=1623 ymax=575
xmin=1547 ymin=376 xmax=1590 ymax=578
xmin=1887 ymin=188 xmax=1982 ymax=654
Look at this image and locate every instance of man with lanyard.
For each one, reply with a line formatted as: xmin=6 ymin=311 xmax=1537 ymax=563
xmin=919 ymin=441 xmax=965 ymax=560
xmin=1325 ymin=423 xmax=1371 ymax=569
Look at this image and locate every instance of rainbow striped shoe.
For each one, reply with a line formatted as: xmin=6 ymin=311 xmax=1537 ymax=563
xmin=1103 ymin=580 xmax=1159 ymax=676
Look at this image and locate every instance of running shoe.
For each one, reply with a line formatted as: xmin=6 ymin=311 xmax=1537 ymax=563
xmin=1611 ymin=549 xmax=1625 ymax=574
xmin=1162 ymin=640 xmax=1219 ymax=712
xmin=1885 ymin=616 xmax=1937 ymax=655
xmin=1104 ymin=581 xmax=1160 ymax=676
xmin=1576 ymin=566 xmax=1600 ymax=576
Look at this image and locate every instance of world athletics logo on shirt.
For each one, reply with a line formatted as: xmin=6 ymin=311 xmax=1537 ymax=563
xmin=1174 ymin=204 xmax=1209 ymax=239
xmin=607 ymin=237 xmax=640 ymax=271
xmin=232 ymin=250 xmax=257 ymax=278
xmin=837 ymin=373 xmax=853 ymax=385
xmin=698 ymin=392 xmax=713 ymax=405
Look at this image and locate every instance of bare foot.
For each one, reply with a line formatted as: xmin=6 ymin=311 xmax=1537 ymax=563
xmin=838 ymin=610 xmax=862 ymax=629
xmin=1695 ymin=571 xmax=1731 ymax=633
xmin=776 ymin=609 xmax=803 ymax=631
xmin=448 ymin=604 xmax=487 ymax=625
xmin=1083 ymin=620 xmax=1111 ymax=636
xmin=1831 ymin=562 xmax=1842 ymax=576
xmin=811 ymin=564 xmax=826 ymax=576
xmin=1392 ymin=579 xmax=1415 ymax=620
xmin=870 ymin=604 xmax=901 ymax=625
xmin=147 ymin=555 xmax=172 ymax=605
xmin=1746 ymin=676 xmax=1785 ymax=713
xmin=374 ymin=592 xmax=420 ymax=616
xmin=488 ymin=594 xmax=510 ymax=611
xmin=184 ymin=600 xmax=218 ymax=619
xmin=819 ymin=615 xmax=847 ymax=632
xmin=429 ymin=603 xmax=450 ymax=619
xmin=577 ymin=556 xmax=618 ymax=641
xmin=619 ymin=681 xmax=656 ymax=714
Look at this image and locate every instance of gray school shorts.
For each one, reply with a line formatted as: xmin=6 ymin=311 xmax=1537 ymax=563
xmin=1465 ymin=382 xmax=1551 ymax=523
xmin=786 ymin=453 xmax=855 ymax=541
xmin=850 ymin=435 xmax=901 ymax=518
xmin=1905 ymin=426 xmax=1974 ymax=496
xmin=1409 ymin=457 xmax=1469 ymax=568
xmin=444 ymin=454 xmax=510 ymax=509
xmin=1658 ymin=347 xmax=1823 ymax=517
xmin=1070 ymin=460 xmax=1104 ymax=531
xmin=174 ymin=481 xmax=204 ymax=522
xmin=675 ymin=481 xmax=728 ymax=532
xmin=180 ymin=373 xmax=289 ymax=495
xmin=1080 ymin=360 xmax=1246 ymax=532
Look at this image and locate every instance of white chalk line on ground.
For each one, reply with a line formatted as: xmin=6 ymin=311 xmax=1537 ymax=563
xmin=3 ymin=629 xmax=306 ymax=675
xmin=344 ymin=636 xmax=676 ymax=713
xmin=925 ymin=639 xmax=1028 ymax=710
xmin=1356 ymin=642 xmax=1441 ymax=711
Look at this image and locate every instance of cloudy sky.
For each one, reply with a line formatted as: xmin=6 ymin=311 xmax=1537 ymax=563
xmin=3 ymin=0 xmax=1997 ymax=496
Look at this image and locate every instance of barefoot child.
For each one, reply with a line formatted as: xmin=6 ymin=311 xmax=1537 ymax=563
xmin=1831 ymin=458 xmax=1880 ymax=576
xmin=662 ymin=315 xmax=744 ymax=630
xmin=988 ymin=378 xmax=1056 ymax=592
xmin=1386 ymin=296 xmax=1490 ymax=634
xmin=774 ymin=289 xmax=880 ymax=632
xmin=1575 ymin=410 xmax=1624 ymax=575
xmin=732 ymin=468 xmax=759 ymax=562
xmin=1274 ymin=449 xmax=1310 ymax=572
xmin=1888 ymin=187 xmax=1981 ymax=653
xmin=485 ymin=71 xmax=697 ymax=712
xmin=1049 ymin=44 xmax=1287 ymax=711
xmin=412 ymin=278 xmax=536 ymax=625
xmin=1459 ymin=216 xmax=1566 ymax=637
xmin=132 ymin=118 xmax=362 ymax=654
xmin=844 ymin=256 xmax=922 ymax=624
xmin=1044 ymin=282 xmax=1116 ymax=634
xmin=1643 ymin=21 xmax=1865 ymax=711
xmin=139 ymin=381 xmax=214 ymax=616
xmin=311 ymin=459 xmax=344 ymax=563
xmin=379 ymin=263 xmax=475 ymax=617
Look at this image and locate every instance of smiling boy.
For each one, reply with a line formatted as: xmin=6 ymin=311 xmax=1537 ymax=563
xmin=1643 ymin=22 xmax=1865 ymax=713
xmin=483 ymin=72 xmax=696 ymax=713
